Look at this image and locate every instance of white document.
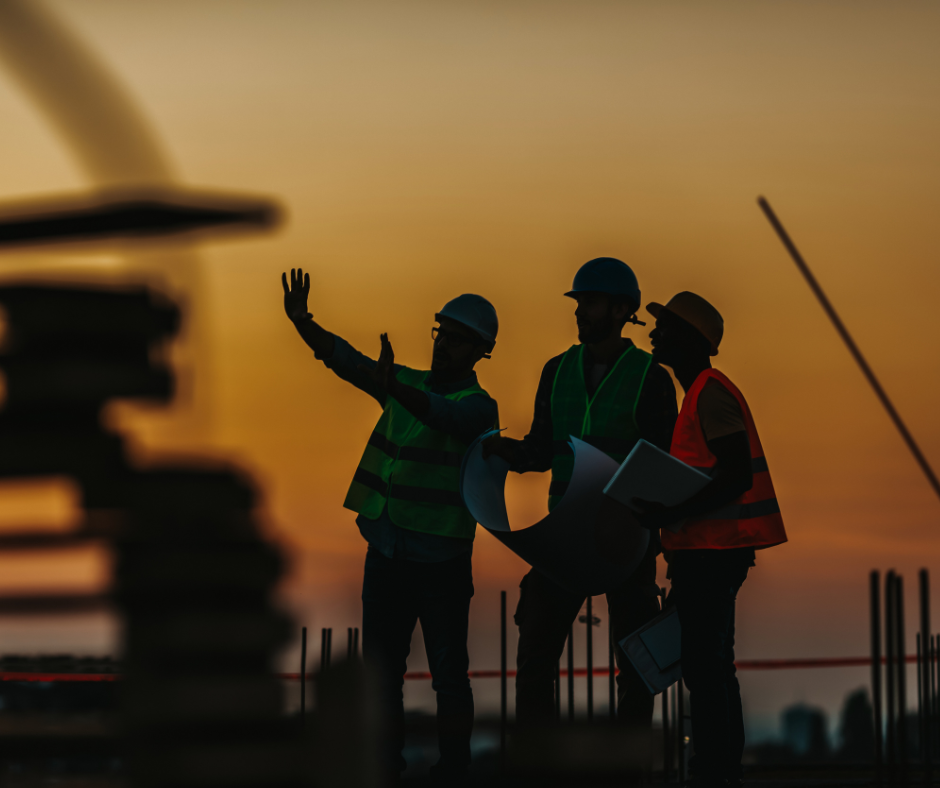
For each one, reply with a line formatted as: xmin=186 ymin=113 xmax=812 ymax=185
xmin=602 ymin=439 xmax=711 ymax=533
xmin=460 ymin=432 xmax=650 ymax=597
xmin=620 ymin=607 xmax=682 ymax=695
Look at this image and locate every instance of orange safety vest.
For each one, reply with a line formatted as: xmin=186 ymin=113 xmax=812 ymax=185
xmin=662 ymin=369 xmax=787 ymax=551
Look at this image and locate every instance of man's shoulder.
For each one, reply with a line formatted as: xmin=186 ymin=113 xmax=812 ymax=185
xmin=644 ymin=360 xmax=676 ymax=391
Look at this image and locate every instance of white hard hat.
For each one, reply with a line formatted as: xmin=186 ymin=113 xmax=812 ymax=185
xmin=435 ymin=294 xmax=498 ymax=348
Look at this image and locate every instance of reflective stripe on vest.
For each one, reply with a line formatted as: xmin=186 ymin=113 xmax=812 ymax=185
xmin=662 ymin=369 xmax=788 ymax=551
xmin=343 ymin=367 xmax=495 ymax=539
xmin=548 ymin=343 xmax=652 ymax=511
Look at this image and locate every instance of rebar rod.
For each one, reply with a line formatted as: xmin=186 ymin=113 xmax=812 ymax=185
xmin=758 ymin=197 xmax=940 ymax=503
xmin=873 ymin=570 xmax=884 ymax=785
xmin=586 ymin=596 xmax=594 ymax=722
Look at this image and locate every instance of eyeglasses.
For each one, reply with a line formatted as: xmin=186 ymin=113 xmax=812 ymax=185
xmin=431 ymin=326 xmax=476 ymax=348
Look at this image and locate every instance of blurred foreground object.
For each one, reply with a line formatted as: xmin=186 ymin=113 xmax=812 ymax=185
xmin=0 ymin=282 xmax=304 ymax=786
xmin=0 ymin=188 xmax=281 ymax=249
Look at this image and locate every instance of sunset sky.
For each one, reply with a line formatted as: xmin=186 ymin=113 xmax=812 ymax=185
xmin=0 ymin=0 xmax=939 ymax=737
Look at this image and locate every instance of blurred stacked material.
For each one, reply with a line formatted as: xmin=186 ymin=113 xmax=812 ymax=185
xmin=0 ymin=282 xmax=303 ymax=786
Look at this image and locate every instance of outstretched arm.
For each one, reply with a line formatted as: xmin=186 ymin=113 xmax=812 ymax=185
xmin=282 ymin=267 xmax=335 ymax=359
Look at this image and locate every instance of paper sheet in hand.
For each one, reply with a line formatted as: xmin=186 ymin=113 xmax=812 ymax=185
xmin=602 ymin=439 xmax=711 ymax=533
xmin=460 ymin=431 xmax=649 ymax=597
xmin=620 ymin=607 xmax=682 ymax=694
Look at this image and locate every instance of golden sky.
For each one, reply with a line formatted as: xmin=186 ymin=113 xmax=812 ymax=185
xmin=0 ymin=0 xmax=939 ymax=728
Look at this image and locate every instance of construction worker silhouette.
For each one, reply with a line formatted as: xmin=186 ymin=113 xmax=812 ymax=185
xmin=634 ymin=292 xmax=787 ymax=788
xmin=485 ymin=257 xmax=677 ymax=736
xmin=282 ymin=269 xmax=499 ymax=787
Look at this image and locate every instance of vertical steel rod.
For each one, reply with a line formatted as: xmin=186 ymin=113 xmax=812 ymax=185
xmin=567 ymin=624 xmax=575 ymax=722
xmin=326 ymin=627 xmax=333 ymax=669
xmin=300 ymin=626 xmax=307 ymax=726
xmin=898 ymin=575 xmax=909 ymax=787
xmin=320 ymin=627 xmax=328 ymax=671
xmin=887 ymin=572 xmax=897 ymax=785
xmin=500 ymin=590 xmax=507 ymax=768
xmin=873 ymin=571 xmax=884 ymax=785
xmin=921 ymin=569 xmax=931 ymax=786
xmin=347 ymin=627 xmax=353 ymax=659
xmin=672 ymin=682 xmax=678 ymax=779
xmin=663 ymin=684 xmax=670 ymax=782
xmin=677 ymin=680 xmax=686 ymax=785
xmin=555 ymin=657 xmax=561 ymax=721
xmin=353 ymin=627 xmax=359 ymax=659
xmin=586 ymin=596 xmax=594 ymax=722
xmin=930 ymin=635 xmax=940 ymax=768
xmin=609 ymin=616 xmax=616 ymax=720
xmin=917 ymin=634 xmax=924 ymax=762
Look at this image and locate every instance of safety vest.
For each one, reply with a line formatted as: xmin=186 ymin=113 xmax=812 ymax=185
xmin=549 ymin=343 xmax=652 ymax=511
xmin=662 ymin=369 xmax=787 ymax=551
xmin=343 ymin=367 xmax=494 ymax=540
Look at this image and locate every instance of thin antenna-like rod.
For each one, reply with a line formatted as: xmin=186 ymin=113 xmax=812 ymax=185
xmin=758 ymin=196 xmax=940 ymax=502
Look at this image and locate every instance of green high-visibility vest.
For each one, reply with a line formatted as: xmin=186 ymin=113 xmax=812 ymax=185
xmin=343 ymin=367 xmax=494 ymax=539
xmin=549 ymin=343 xmax=652 ymax=511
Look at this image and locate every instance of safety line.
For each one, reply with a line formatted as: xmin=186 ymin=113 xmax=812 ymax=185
xmin=0 ymin=655 xmax=918 ymax=683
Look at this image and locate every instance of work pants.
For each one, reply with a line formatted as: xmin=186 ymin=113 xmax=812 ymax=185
xmin=361 ymin=547 xmax=474 ymax=776
xmin=670 ymin=548 xmax=752 ymax=785
xmin=514 ymin=540 xmax=660 ymax=727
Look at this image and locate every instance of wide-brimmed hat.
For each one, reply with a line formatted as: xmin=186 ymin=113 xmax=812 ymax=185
xmin=646 ymin=291 xmax=723 ymax=356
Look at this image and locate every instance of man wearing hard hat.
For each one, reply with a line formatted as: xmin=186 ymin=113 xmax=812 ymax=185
xmin=281 ymin=268 xmax=499 ymax=787
xmin=485 ymin=257 xmax=678 ymax=735
xmin=635 ymin=292 xmax=787 ymax=788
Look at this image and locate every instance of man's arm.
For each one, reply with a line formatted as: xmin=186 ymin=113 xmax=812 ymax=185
xmin=484 ymin=356 xmax=560 ymax=472
xmin=636 ymin=431 xmax=753 ymax=529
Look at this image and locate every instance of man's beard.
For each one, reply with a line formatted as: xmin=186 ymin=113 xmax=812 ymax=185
xmin=578 ymin=312 xmax=616 ymax=344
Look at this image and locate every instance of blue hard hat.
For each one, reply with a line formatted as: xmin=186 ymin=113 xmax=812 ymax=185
xmin=565 ymin=257 xmax=641 ymax=311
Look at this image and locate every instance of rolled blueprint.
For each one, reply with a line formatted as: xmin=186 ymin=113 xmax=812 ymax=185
xmin=460 ymin=430 xmax=649 ymax=597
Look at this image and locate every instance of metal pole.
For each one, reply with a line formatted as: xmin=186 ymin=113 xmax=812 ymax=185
xmin=873 ymin=570 xmax=884 ymax=785
xmin=347 ymin=627 xmax=353 ymax=659
xmin=898 ymin=575 xmax=909 ymax=786
xmin=672 ymin=682 xmax=678 ymax=779
xmin=500 ymin=590 xmax=507 ymax=768
xmin=677 ymin=680 xmax=686 ymax=785
xmin=320 ymin=627 xmax=328 ymax=671
xmin=921 ymin=569 xmax=931 ymax=786
xmin=567 ymin=624 xmax=575 ymax=723
xmin=326 ymin=627 xmax=333 ymax=669
xmin=663 ymin=684 xmax=670 ymax=783
xmin=930 ymin=635 xmax=940 ymax=754
xmin=887 ymin=572 xmax=897 ymax=784
xmin=353 ymin=627 xmax=359 ymax=659
xmin=586 ymin=596 xmax=594 ymax=722
xmin=917 ymin=634 xmax=923 ymax=761
xmin=555 ymin=657 xmax=561 ymax=721
xmin=300 ymin=626 xmax=307 ymax=726
xmin=609 ymin=616 xmax=616 ymax=720
xmin=758 ymin=197 xmax=940 ymax=503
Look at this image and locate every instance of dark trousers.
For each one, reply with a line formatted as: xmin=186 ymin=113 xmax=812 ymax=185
xmin=514 ymin=541 xmax=660 ymax=727
xmin=670 ymin=548 xmax=752 ymax=783
xmin=361 ymin=547 xmax=474 ymax=774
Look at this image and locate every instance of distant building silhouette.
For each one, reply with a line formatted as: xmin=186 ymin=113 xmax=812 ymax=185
xmin=837 ymin=688 xmax=874 ymax=761
xmin=782 ymin=703 xmax=830 ymax=760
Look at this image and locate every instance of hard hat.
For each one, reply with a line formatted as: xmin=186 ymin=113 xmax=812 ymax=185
xmin=435 ymin=293 xmax=498 ymax=347
xmin=564 ymin=257 xmax=641 ymax=311
xmin=646 ymin=292 xmax=723 ymax=356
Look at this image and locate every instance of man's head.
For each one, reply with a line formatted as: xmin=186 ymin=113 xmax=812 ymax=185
xmin=565 ymin=257 xmax=643 ymax=344
xmin=432 ymin=294 xmax=498 ymax=377
xmin=647 ymin=292 xmax=723 ymax=369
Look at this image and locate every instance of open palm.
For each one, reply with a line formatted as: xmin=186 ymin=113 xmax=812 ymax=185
xmin=281 ymin=267 xmax=311 ymax=322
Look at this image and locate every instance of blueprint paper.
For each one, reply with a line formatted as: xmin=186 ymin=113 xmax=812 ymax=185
xmin=602 ymin=439 xmax=711 ymax=534
xmin=620 ymin=608 xmax=682 ymax=694
xmin=460 ymin=432 xmax=649 ymax=597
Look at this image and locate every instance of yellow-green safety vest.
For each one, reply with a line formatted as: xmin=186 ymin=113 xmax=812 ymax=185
xmin=549 ymin=343 xmax=652 ymax=510
xmin=343 ymin=367 xmax=495 ymax=539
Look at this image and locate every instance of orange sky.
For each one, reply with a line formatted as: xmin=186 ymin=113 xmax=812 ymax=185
xmin=1 ymin=0 xmax=939 ymax=733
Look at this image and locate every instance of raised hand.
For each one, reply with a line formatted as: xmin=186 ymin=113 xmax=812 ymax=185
xmin=358 ymin=333 xmax=396 ymax=393
xmin=281 ymin=267 xmax=311 ymax=323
